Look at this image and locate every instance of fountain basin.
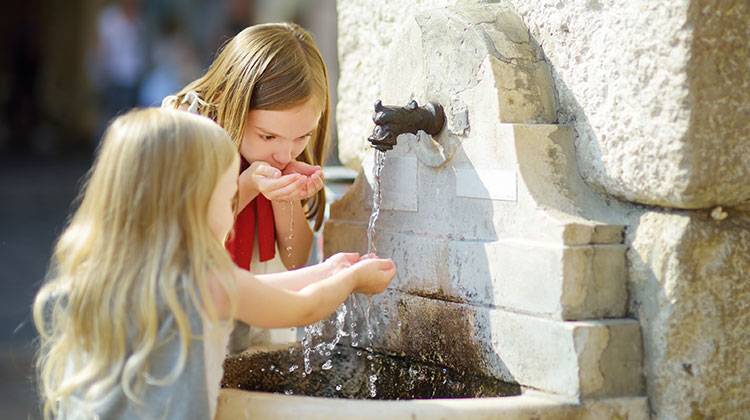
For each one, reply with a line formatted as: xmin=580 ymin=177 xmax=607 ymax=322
xmin=221 ymin=344 xmax=520 ymax=400
xmin=217 ymin=345 xmax=648 ymax=419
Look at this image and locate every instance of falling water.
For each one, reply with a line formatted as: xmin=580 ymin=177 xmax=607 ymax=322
xmin=364 ymin=148 xmax=387 ymax=397
xmin=363 ymin=295 xmax=377 ymax=397
xmin=301 ymin=322 xmax=323 ymax=376
xmin=286 ymin=201 xmax=295 ymax=267
xmin=349 ymin=295 xmax=360 ymax=347
xmin=294 ymin=149 xmax=386 ymax=396
xmin=366 ymin=150 xmax=386 ymax=254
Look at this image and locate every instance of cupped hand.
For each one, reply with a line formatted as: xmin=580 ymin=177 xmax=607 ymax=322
xmin=282 ymin=161 xmax=325 ymax=200
xmin=349 ymin=257 xmax=396 ymax=295
xmin=240 ymin=161 xmax=307 ymax=202
xmin=323 ymin=252 xmax=360 ymax=275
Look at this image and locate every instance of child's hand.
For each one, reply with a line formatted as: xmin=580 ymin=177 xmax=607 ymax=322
xmin=323 ymin=252 xmax=360 ymax=275
xmin=348 ymin=257 xmax=396 ymax=295
xmin=283 ymin=161 xmax=325 ymax=200
xmin=241 ymin=161 xmax=307 ymax=202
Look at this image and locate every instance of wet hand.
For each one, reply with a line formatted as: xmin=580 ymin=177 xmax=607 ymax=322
xmin=349 ymin=257 xmax=396 ymax=295
xmin=323 ymin=252 xmax=361 ymax=275
xmin=242 ymin=161 xmax=308 ymax=202
xmin=282 ymin=161 xmax=325 ymax=200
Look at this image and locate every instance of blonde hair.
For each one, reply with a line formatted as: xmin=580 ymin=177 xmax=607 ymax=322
xmin=170 ymin=22 xmax=330 ymax=230
xmin=33 ymin=108 xmax=238 ymax=418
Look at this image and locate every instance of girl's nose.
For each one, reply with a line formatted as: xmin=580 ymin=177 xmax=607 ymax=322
xmin=273 ymin=140 xmax=293 ymax=167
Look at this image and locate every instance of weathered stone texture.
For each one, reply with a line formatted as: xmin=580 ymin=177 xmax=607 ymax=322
xmin=505 ymin=0 xmax=750 ymax=209
xmin=628 ymin=211 xmax=750 ymax=419
xmin=345 ymin=291 xmax=643 ymax=398
xmin=339 ymin=1 xmax=750 ymax=207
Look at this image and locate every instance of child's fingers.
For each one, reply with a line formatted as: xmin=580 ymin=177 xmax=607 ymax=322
xmin=250 ymin=161 xmax=281 ymax=178
xmin=340 ymin=252 xmax=360 ymax=264
xmin=262 ymin=175 xmax=306 ymax=200
xmin=355 ymin=257 xmax=395 ymax=271
xmin=285 ymin=161 xmax=321 ymax=177
xmin=310 ymin=171 xmax=325 ymax=193
xmin=301 ymin=171 xmax=324 ymax=199
xmin=256 ymin=165 xmax=281 ymax=178
xmin=256 ymin=173 xmax=299 ymax=189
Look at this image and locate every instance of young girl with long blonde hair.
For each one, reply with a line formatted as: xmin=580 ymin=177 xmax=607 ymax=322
xmin=164 ymin=22 xmax=340 ymax=351
xmin=33 ymin=108 xmax=395 ymax=419
xmin=164 ymin=22 xmax=329 ymax=272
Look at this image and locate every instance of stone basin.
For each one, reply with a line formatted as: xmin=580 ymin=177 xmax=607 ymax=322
xmin=216 ymin=344 xmax=648 ymax=419
xmin=221 ymin=344 xmax=521 ymax=400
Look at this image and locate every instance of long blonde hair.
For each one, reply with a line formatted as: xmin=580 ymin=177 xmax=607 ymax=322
xmin=170 ymin=22 xmax=330 ymax=230
xmin=33 ymin=108 xmax=238 ymax=418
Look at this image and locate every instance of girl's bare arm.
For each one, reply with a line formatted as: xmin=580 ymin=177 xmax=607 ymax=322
xmin=208 ymin=258 xmax=395 ymax=329
xmin=255 ymin=253 xmax=359 ymax=291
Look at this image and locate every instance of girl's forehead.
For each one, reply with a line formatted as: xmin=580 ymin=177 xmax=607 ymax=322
xmin=246 ymin=99 xmax=321 ymax=135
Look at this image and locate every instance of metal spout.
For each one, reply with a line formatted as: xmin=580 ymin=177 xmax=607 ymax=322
xmin=367 ymin=99 xmax=446 ymax=152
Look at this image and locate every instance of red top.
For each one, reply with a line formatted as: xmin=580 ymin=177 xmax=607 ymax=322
xmin=225 ymin=158 xmax=276 ymax=270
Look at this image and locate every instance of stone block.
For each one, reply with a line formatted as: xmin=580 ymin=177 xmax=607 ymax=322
xmin=628 ymin=211 xmax=750 ymax=419
xmin=325 ymin=221 xmax=627 ymax=320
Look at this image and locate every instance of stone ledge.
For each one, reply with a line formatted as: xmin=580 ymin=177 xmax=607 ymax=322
xmin=325 ymin=221 xmax=627 ymax=320
xmin=217 ymin=385 xmax=649 ymax=419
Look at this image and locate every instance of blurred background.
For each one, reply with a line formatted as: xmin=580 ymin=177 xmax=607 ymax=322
xmin=0 ymin=0 xmax=340 ymax=417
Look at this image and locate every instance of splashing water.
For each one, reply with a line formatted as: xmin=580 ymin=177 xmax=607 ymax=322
xmin=367 ymin=150 xmax=386 ymax=254
xmin=326 ymin=304 xmax=349 ymax=351
xmin=368 ymin=374 xmax=378 ymax=397
xmin=364 ymin=296 xmax=375 ymax=351
xmin=301 ymin=322 xmax=323 ymax=376
xmin=349 ymin=295 xmax=360 ymax=347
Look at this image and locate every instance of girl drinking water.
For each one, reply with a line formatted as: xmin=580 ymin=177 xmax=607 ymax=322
xmin=164 ymin=22 xmax=339 ymax=351
xmin=164 ymin=22 xmax=329 ymax=273
xmin=33 ymin=109 xmax=395 ymax=419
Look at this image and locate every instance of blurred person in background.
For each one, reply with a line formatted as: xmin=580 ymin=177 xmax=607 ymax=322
xmin=138 ymin=15 xmax=201 ymax=107
xmin=90 ymin=0 xmax=146 ymax=135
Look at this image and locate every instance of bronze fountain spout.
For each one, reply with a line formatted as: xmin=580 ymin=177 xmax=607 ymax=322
xmin=367 ymin=99 xmax=446 ymax=152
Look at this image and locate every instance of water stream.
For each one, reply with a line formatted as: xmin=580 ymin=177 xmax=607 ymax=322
xmin=367 ymin=150 xmax=386 ymax=254
xmin=291 ymin=148 xmax=387 ymax=397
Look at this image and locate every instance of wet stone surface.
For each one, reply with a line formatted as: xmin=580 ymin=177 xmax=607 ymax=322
xmin=222 ymin=344 xmax=521 ymax=400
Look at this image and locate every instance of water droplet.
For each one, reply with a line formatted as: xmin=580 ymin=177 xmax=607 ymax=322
xmin=368 ymin=374 xmax=378 ymax=397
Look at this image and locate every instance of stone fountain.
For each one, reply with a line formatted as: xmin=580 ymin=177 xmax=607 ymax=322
xmin=216 ymin=4 xmax=650 ymax=419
